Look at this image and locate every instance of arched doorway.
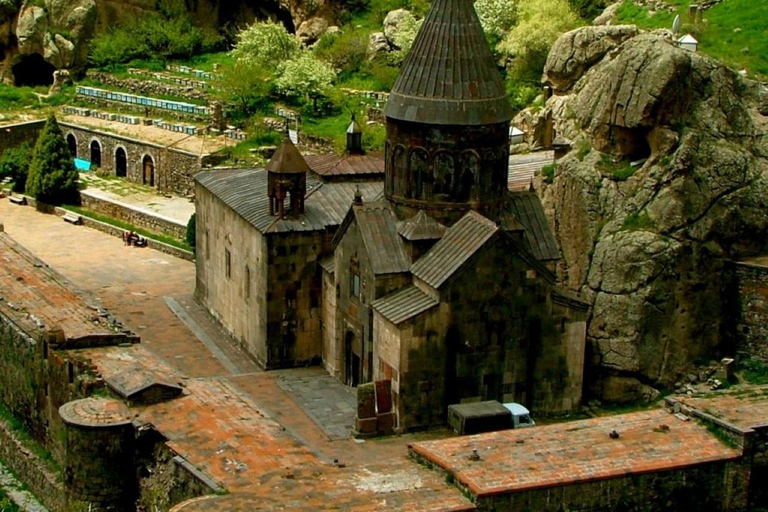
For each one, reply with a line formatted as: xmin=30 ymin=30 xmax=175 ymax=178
xmin=345 ymin=331 xmax=360 ymax=387
xmin=142 ymin=155 xmax=155 ymax=187
xmin=90 ymin=140 xmax=102 ymax=168
xmin=12 ymin=54 xmax=55 ymax=87
xmin=66 ymin=134 xmax=77 ymax=158
xmin=115 ymin=147 xmax=127 ymax=178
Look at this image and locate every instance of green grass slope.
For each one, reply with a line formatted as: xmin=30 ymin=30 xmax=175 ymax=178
xmin=614 ymin=0 xmax=768 ymax=79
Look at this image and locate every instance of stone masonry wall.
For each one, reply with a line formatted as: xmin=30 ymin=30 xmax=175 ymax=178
xmin=474 ymin=460 xmax=749 ymax=512
xmin=0 ymin=415 xmax=66 ymax=512
xmin=86 ymin=71 xmax=210 ymax=102
xmin=62 ymin=123 xmax=202 ymax=197
xmin=730 ymin=261 xmax=768 ymax=361
xmin=80 ymin=190 xmax=189 ymax=239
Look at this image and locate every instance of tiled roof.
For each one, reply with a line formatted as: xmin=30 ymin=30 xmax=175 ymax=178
xmin=304 ymin=153 xmax=385 ymax=178
xmin=196 ymin=168 xmax=383 ymax=234
xmin=266 ymin=137 xmax=310 ymax=174
xmin=508 ymin=150 xmax=554 ymax=192
xmin=384 ymin=0 xmax=513 ymax=125
xmin=411 ymin=211 xmax=498 ymax=289
xmin=0 ymin=232 xmax=133 ymax=345
xmin=355 ymin=202 xmax=411 ymax=275
xmin=505 ymin=192 xmax=560 ymax=261
xmin=411 ymin=408 xmax=741 ymax=497
xmin=397 ymin=210 xmax=447 ymax=241
xmin=372 ymin=285 xmax=439 ymax=325
xmin=106 ymin=368 xmax=182 ymax=401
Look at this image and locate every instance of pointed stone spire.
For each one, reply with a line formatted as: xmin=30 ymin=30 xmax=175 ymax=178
xmin=384 ymin=0 xmax=513 ymax=126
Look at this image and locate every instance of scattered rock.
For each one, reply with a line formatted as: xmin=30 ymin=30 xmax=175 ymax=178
xmin=383 ymin=9 xmax=412 ymax=49
xmin=297 ymin=16 xmax=329 ymax=45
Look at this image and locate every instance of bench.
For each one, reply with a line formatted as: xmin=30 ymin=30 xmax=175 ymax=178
xmin=62 ymin=212 xmax=83 ymax=225
xmin=8 ymin=196 xmax=26 ymax=206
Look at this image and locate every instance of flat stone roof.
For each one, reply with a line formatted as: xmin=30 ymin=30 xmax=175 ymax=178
xmin=411 ymin=408 xmax=741 ymax=497
xmin=0 ymin=231 xmax=130 ymax=344
xmin=59 ymin=398 xmax=133 ymax=428
xmin=674 ymin=386 xmax=768 ymax=430
xmin=170 ymin=462 xmax=475 ymax=512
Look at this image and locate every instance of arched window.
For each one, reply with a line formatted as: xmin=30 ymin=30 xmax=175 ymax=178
xmin=90 ymin=140 xmax=102 ymax=168
xmin=142 ymin=155 xmax=155 ymax=187
xmin=409 ymin=149 xmax=429 ymax=200
xmin=115 ymin=147 xmax=127 ymax=178
xmin=392 ymin=145 xmax=406 ymax=197
xmin=433 ymin=151 xmax=454 ymax=198
xmin=458 ymin=151 xmax=479 ymax=202
xmin=66 ymin=134 xmax=77 ymax=158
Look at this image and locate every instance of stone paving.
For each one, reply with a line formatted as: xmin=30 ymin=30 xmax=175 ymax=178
xmin=272 ymin=368 xmax=357 ymax=441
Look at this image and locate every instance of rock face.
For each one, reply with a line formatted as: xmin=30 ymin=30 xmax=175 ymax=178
xmin=1 ymin=0 xmax=97 ymax=84
xmin=536 ymin=27 xmax=768 ymax=402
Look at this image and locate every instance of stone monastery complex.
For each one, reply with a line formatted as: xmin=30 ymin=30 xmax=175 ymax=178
xmin=195 ymin=0 xmax=588 ymax=432
xmin=2 ymin=0 xmax=768 ymax=511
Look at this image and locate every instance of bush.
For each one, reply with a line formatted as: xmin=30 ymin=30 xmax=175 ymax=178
xmin=315 ymin=29 xmax=370 ymax=78
xmin=89 ymin=11 xmax=204 ymax=68
xmin=186 ymin=213 xmax=196 ymax=250
xmin=215 ymin=60 xmax=274 ymax=122
xmin=25 ymin=115 xmax=79 ymax=205
xmin=0 ymin=142 xmax=32 ymax=193
xmin=230 ymin=21 xmax=301 ymax=71
xmin=541 ymin=163 xmax=555 ymax=183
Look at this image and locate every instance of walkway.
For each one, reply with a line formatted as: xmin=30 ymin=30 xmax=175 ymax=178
xmin=0 ymin=460 xmax=48 ymax=512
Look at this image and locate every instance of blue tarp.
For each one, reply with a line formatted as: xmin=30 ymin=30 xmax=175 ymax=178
xmin=74 ymin=158 xmax=90 ymax=171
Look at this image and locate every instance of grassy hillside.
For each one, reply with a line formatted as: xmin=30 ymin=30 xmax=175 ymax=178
xmin=614 ymin=0 xmax=768 ymax=79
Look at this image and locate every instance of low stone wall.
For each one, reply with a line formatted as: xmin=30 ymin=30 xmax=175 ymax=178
xmin=80 ymin=190 xmax=188 ymax=239
xmin=0 ymin=417 xmax=66 ymax=512
xmin=86 ymin=71 xmax=210 ymax=102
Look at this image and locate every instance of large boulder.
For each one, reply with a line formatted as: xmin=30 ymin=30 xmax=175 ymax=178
xmin=544 ymin=25 xmax=638 ymax=93
xmin=297 ymin=16 xmax=329 ymax=45
xmin=536 ymin=28 xmax=768 ymax=402
xmin=383 ymin=9 xmax=412 ymax=49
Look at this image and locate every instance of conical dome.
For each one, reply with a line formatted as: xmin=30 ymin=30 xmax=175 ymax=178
xmin=384 ymin=0 xmax=514 ymax=126
xmin=266 ymin=137 xmax=310 ymax=174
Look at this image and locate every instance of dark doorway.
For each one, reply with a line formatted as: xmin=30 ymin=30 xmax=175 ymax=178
xmin=115 ymin=147 xmax=127 ymax=178
xmin=66 ymin=134 xmax=77 ymax=158
xmin=142 ymin=155 xmax=155 ymax=187
xmin=90 ymin=140 xmax=102 ymax=168
xmin=12 ymin=54 xmax=55 ymax=87
xmin=345 ymin=332 xmax=360 ymax=387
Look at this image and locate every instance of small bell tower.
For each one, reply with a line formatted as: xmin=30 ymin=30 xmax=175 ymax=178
xmin=346 ymin=114 xmax=363 ymax=154
xmin=267 ymin=137 xmax=310 ymax=219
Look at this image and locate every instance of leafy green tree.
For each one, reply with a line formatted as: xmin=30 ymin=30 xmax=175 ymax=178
xmin=186 ymin=213 xmax=196 ymax=250
xmin=215 ymin=59 xmax=273 ymax=121
xmin=315 ymin=29 xmax=370 ymax=78
xmin=499 ymin=0 xmax=581 ymax=81
xmin=388 ymin=12 xmax=423 ymax=65
xmin=475 ymin=0 xmax=519 ymax=39
xmin=25 ymin=116 xmax=79 ymax=205
xmin=275 ymin=51 xmax=336 ymax=110
xmin=0 ymin=142 xmax=32 ymax=193
xmin=230 ymin=21 xmax=301 ymax=71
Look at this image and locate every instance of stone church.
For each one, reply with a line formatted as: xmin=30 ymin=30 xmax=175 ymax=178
xmin=195 ymin=0 xmax=588 ymax=430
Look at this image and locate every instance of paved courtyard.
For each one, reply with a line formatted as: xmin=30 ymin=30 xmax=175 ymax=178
xmin=0 ymin=198 xmax=453 ymax=473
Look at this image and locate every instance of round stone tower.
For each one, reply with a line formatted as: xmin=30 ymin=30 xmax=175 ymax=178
xmin=59 ymin=398 xmax=136 ymax=512
xmin=383 ymin=0 xmax=514 ymax=225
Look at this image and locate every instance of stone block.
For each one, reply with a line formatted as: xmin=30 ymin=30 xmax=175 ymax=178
xmin=355 ymin=417 xmax=377 ymax=434
xmin=357 ymin=382 xmax=376 ymax=419
xmin=377 ymin=412 xmax=396 ymax=434
xmin=716 ymin=358 xmax=735 ymax=381
xmin=375 ymin=379 xmax=392 ymax=414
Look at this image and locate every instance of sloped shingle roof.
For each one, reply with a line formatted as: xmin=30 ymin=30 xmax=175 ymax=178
xmin=411 ymin=210 xmax=498 ymax=289
xmin=355 ymin=202 xmax=411 ymax=275
xmin=505 ymin=192 xmax=560 ymax=261
xmin=196 ymin=168 xmax=383 ymax=234
xmin=372 ymin=285 xmax=439 ymax=325
xmin=397 ymin=210 xmax=447 ymax=241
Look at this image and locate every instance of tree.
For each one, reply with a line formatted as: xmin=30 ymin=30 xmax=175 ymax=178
xmin=0 ymin=142 xmax=32 ymax=193
xmin=475 ymin=0 xmax=519 ymax=39
xmin=186 ymin=213 xmax=196 ymax=250
xmin=230 ymin=21 xmax=301 ymax=71
xmin=215 ymin=59 xmax=273 ymax=121
xmin=275 ymin=51 xmax=336 ymax=110
xmin=499 ymin=0 xmax=581 ymax=81
xmin=25 ymin=115 xmax=79 ymax=205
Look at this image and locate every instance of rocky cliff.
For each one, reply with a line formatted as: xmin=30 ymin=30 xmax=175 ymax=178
xmin=0 ymin=0 xmax=332 ymax=84
xmin=536 ymin=26 xmax=768 ymax=402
